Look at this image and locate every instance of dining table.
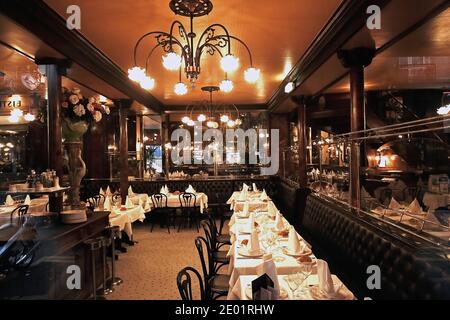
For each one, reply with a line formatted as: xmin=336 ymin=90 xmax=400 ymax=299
xmin=227 ymin=191 xmax=271 ymax=212
xmin=0 ymin=196 xmax=49 ymax=217
xmin=148 ymin=192 xmax=209 ymax=213
xmin=226 ymin=192 xmax=354 ymax=300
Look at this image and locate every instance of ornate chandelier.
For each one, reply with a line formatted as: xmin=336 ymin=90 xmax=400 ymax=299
xmin=181 ymin=86 xmax=242 ymax=128
xmin=128 ymin=0 xmax=260 ymax=94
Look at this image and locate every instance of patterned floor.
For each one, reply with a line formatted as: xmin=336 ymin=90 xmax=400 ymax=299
xmin=107 ymin=220 xmax=227 ymax=300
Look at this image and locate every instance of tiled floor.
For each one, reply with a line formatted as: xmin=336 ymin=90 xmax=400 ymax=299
xmin=108 ymin=220 xmax=225 ymax=300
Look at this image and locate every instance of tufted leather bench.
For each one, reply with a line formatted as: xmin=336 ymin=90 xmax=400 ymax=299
xmin=300 ymin=193 xmax=450 ymax=300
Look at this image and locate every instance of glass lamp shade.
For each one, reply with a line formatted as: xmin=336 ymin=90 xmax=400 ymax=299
xmin=128 ymin=67 xmax=146 ymax=82
xmin=284 ymin=81 xmax=295 ymax=93
xmin=11 ymin=108 xmax=23 ymax=117
xmin=244 ymin=67 xmax=261 ymax=83
xmin=197 ymin=114 xmax=206 ymax=122
xmin=8 ymin=114 xmax=20 ymax=123
xmin=235 ymin=118 xmax=242 ymax=125
xmin=437 ymin=105 xmax=450 ymax=115
xmin=219 ymin=79 xmax=234 ymax=93
xmin=24 ymin=113 xmax=35 ymax=122
xmin=220 ymin=114 xmax=229 ymax=123
xmin=174 ymin=82 xmax=188 ymax=95
xmin=187 ymin=119 xmax=195 ymax=126
xmin=162 ymin=52 xmax=182 ymax=71
xmin=220 ymin=54 xmax=239 ymax=73
xmin=182 ymin=116 xmax=191 ymax=124
xmin=227 ymin=119 xmax=235 ymax=128
xmin=140 ymin=76 xmax=155 ymax=90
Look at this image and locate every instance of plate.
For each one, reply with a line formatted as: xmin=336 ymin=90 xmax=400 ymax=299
xmin=245 ymin=284 xmax=288 ymax=300
xmin=282 ymin=247 xmax=312 ymax=257
xmin=238 ymin=247 xmax=265 ymax=258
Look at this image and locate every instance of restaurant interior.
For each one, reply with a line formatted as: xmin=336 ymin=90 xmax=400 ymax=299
xmin=0 ymin=0 xmax=449 ymax=301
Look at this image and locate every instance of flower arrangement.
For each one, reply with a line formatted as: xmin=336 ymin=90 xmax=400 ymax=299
xmin=61 ymin=87 xmax=110 ymax=123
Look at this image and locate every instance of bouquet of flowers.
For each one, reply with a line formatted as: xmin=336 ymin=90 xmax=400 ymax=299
xmin=61 ymin=87 xmax=110 ymax=123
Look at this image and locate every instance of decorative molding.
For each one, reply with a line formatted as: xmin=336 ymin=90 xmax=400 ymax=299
xmin=0 ymin=0 xmax=163 ymax=113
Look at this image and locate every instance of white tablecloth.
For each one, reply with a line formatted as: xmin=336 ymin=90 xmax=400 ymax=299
xmin=227 ymin=191 xmax=271 ymax=212
xmin=228 ymin=274 xmax=354 ymax=300
xmin=103 ymin=205 xmax=146 ymax=238
xmin=148 ymin=192 xmax=208 ymax=213
xmin=0 ymin=197 xmax=48 ymax=217
xmin=227 ymin=209 xmax=311 ymax=291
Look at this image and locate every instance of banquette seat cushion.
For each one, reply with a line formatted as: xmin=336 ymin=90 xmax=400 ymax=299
xmin=300 ymin=193 xmax=450 ymax=300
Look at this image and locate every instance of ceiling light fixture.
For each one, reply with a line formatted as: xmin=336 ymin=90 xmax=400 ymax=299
xmin=284 ymin=81 xmax=295 ymax=94
xmin=128 ymin=0 xmax=259 ymax=90
xmin=182 ymin=86 xmax=240 ymax=129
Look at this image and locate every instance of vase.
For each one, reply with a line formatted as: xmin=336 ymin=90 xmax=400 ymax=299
xmin=62 ymin=118 xmax=89 ymax=142
xmin=63 ymin=119 xmax=88 ymax=208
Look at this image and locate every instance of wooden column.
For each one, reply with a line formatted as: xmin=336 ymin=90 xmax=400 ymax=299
xmin=117 ymin=100 xmax=133 ymax=205
xmin=43 ymin=63 xmax=64 ymax=179
xmin=293 ymin=96 xmax=308 ymax=188
xmin=161 ymin=113 xmax=170 ymax=176
xmin=338 ymin=47 xmax=375 ymax=208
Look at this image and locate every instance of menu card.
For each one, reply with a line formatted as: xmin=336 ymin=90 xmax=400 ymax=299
xmin=251 ymin=274 xmax=274 ymax=300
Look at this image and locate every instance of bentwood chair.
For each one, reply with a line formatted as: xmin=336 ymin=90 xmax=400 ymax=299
xmin=150 ymin=193 xmax=173 ymax=233
xmin=201 ymin=220 xmax=230 ymax=274
xmin=194 ymin=236 xmax=230 ymax=300
xmin=10 ymin=205 xmax=29 ymax=225
xmin=205 ymin=215 xmax=231 ymax=250
xmin=112 ymin=193 xmax=121 ymax=207
xmin=176 ymin=266 xmax=206 ymax=300
xmin=87 ymin=194 xmax=105 ymax=211
xmin=178 ymin=193 xmax=200 ymax=232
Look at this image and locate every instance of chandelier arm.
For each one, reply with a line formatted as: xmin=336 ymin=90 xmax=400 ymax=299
xmin=145 ymin=44 xmax=163 ymax=74
xmin=169 ymin=20 xmax=190 ymax=51
xmin=195 ymin=23 xmax=232 ymax=65
xmin=133 ymin=31 xmax=188 ymax=65
xmin=217 ymin=35 xmax=254 ymax=66
xmin=200 ymin=43 xmax=225 ymax=58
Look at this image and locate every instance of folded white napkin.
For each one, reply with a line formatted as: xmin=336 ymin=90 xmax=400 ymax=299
xmin=255 ymin=253 xmax=280 ymax=300
xmin=260 ymin=189 xmax=269 ymax=201
xmin=125 ymin=196 xmax=134 ymax=209
xmin=5 ymin=195 xmax=14 ymax=206
xmin=186 ymin=184 xmax=196 ymax=193
xmin=274 ymin=212 xmax=285 ymax=231
xmin=407 ymin=198 xmax=422 ymax=214
xmin=248 ymin=229 xmax=261 ymax=254
xmin=106 ymin=186 xmax=112 ymax=196
xmin=388 ymin=197 xmax=401 ymax=210
xmin=138 ymin=197 xmax=144 ymax=210
xmin=252 ymin=183 xmax=258 ymax=192
xmin=104 ymin=196 xmax=112 ymax=211
xmin=24 ymin=195 xmax=31 ymax=205
xmin=424 ymin=210 xmax=443 ymax=230
xmin=164 ymin=185 xmax=169 ymax=194
xmin=287 ymin=227 xmax=301 ymax=254
xmin=242 ymin=183 xmax=249 ymax=192
xmin=99 ymin=188 xmax=105 ymax=196
xmin=317 ymin=260 xmax=335 ymax=295
xmin=160 ymin=186 xmax=166 ymax=194
xmin=128 ymin=186 xmax=134 ymax=196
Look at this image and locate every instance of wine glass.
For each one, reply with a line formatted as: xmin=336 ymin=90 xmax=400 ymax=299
xmin=296 ymin=264 xmax=313 ymax=297
xmin=284 ymin=274 xmax=299 ymax=297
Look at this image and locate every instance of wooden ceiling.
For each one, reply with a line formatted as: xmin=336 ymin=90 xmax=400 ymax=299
xmin=44 ymin=0 xmax=343 ymax=105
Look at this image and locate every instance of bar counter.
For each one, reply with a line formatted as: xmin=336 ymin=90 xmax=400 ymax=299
xmin=0 ymin=212 xmax=109 ymax=299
